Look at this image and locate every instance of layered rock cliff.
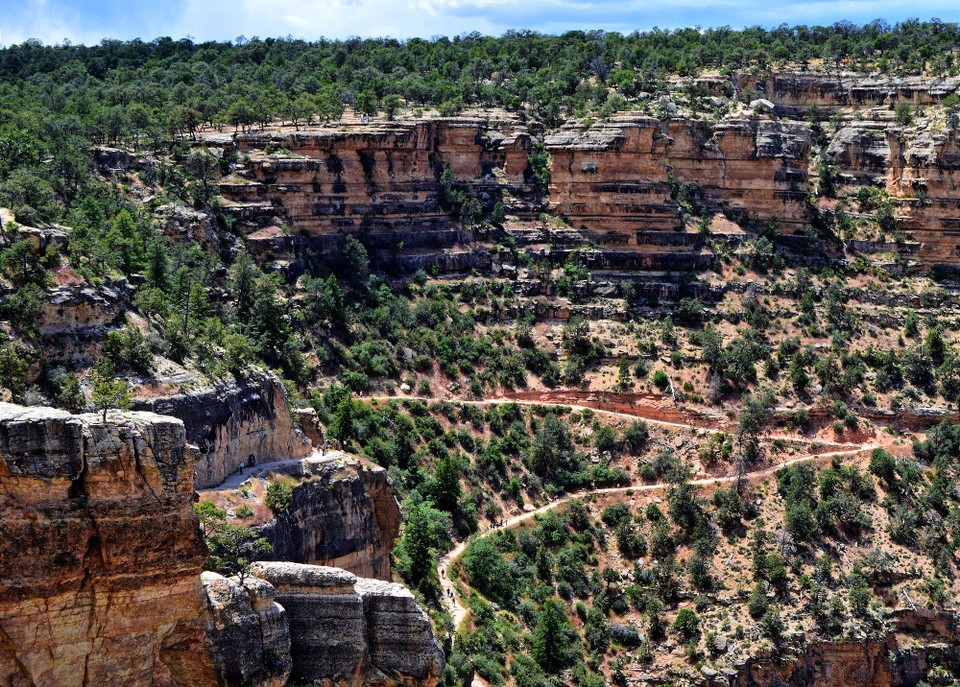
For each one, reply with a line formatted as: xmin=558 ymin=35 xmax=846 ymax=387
xmin=220 ymin=117 xmax=532 ymax=235
xmin=763 ymin=71 xmax=960 ymax=113
xmin=211 ymin=83 xmax=960 ymax=273
xmin=39 ymin=281 xmax=133 ymax=370
xmin=545 ymin=115 xmax=812 ymax=234
xmin=248 ymin=562 xmax=445 ymax=687
xmin=824 ymin=118 xmax=960 ymax=265
xmin=261 ymin=456 xmax=401 ymax=580
xmin=202 ymin=572 xmax=292 ymax=687
xmin=0 ymin=403 xmax=217 ymax=687
xmin=133 ymin=371 xmax=312 ymax=489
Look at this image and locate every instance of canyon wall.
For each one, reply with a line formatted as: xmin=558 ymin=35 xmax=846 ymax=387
xmin=35 ymin=280 xmax=131 ymax=370
xmin=221 ymin=117 xmax=532 ymax=236
xmin=213 ymin=81 xmax=960 ymax=274
xmin=0 ymin=404 xmax=217 ymax=687
xmin=202 ymin=572 xmax=292 ymax=687
xmin=764 ymin=71 xmax=960 ymax=112
xmin=217 ymin=117 xmax=536 ymax=277
xmin=133 ymin=371 xmax=312 ymax=489
xmin=249 ymin=562 xmax=445 ymax=687
xmin=259 ymin=458 xmax=401 ymax=580
xmin=545 ymin=115 xmax=811 ymax=236
xmin=826 ymin=119 xmax=960 ymax=265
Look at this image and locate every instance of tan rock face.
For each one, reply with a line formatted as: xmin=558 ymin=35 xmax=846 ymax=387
xmin=889 ymin=123 xmax=960 ymax=265
xmin=765 ymin=71 xmax=960 ymax=112
xmin=134 ymin=371 xmax=312 ymax=489
xmin=545 ymin=115 xmax=811 ymax=236
xmin=0 ymin=404 xmax=216 ymax=687
xmin=728 ymin=609 xmax=960 ymax=687
xmin=40 ymin=281 xmax=131 ymax=334
xmin=249 ymin=562 xmax=444 ymax=687
xmin=221 ymin=117 xmax=532 ymax=237
xmin=825 ymin=120 xmax=960 ymax=265
xmin=261 ymin=459 xmax=401 ymax=581
xmin=33 ymin=280 xmax=132 ymax=370
xmin=216 ymin=110 xmax=960 ymax=272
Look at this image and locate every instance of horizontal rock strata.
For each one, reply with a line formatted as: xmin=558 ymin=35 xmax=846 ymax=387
xmin=249 ymin=561 xmax=444 ymax=687
xmin=202 ymin=572 xmax=292 ymax=687
xmin=0 ymin=403 xmax=216 ymax=687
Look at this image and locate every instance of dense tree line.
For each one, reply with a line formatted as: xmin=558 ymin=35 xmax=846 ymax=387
xmin=2 ymin=21 xmax=958 ymax=153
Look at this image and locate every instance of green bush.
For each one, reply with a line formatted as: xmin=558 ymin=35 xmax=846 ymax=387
xmin=652 ymin=369 xmax=670 ymax=392
xmin=265 ymin=477 xmax=295 ymax=514
xmin=672 ymin=608 xmax=701 ymax=642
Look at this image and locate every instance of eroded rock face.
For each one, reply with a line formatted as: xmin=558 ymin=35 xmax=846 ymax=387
xmin=0 ymin=403 xmax=217 ymax=687
xmin=221 ymin=117 xmax=532 ymax=236
xmin=249 ymin=562 xmax=445 ymax=687
xmin=822 ymin=119 xmax=960 ymax=266
xmin=201 ymin=572 xmax=292 ymax=687
xmin=545 ymin=115 xmax=812 ymax=235
xmin=212 ymin=108 xmax=960 ymax=272
xmin=765 ymin=71 xmax=960 ymax=112
xmin=134 ymin=371 xmax=312 ymax=488
xmin=32 ymin=280 xmax=133 ymax=370
xmin=40 ymin=281 xmax=130 ymax=333
xmin=259 ymin=457 xmax=401 ymax=581
xmin=725 ymin=609 xmax=960 ymax=687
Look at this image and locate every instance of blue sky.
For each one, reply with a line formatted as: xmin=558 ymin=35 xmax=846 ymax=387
xmin=1 ymin=0 xmax=958 ymax=47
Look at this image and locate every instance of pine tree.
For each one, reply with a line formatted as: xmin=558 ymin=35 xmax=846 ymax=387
xmin=91 ymin=359 xmax=131 ymax=422
xmin=532 ymin=598 xmax=576 ymax=672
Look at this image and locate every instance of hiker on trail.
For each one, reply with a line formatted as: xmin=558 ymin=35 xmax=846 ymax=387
xmin=322 ymin=439 xmax=329 ymax=456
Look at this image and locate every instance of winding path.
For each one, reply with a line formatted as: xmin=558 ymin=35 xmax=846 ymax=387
xmin=363 ymin=392 xmax=884 ymax=630
xmin=436 ymin=444 xmax=878 ymax=632
xmin=367 ymin=394 xmax=868 ymax=451
xmin=197 ymin=450 xmax=352 ymax=493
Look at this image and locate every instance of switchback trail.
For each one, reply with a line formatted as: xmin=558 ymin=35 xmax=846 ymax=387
xmin=362 ymin=392 xmax=881 ymax=630
xmin=365 ymin=394 xmax=869 ymax=453
xmin=436 ymin=443 xmax=878 ymax=632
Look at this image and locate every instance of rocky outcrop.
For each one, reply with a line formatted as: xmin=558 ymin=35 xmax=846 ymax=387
xmin=0 ymin=402 xmax=435 ymax=687
xmin=133 ymin=371 xmax=312 ymax=489
xmin=39 ymin=281 xmax=130 ymax=333
xmin=249 ymin=562 xmax=444 ymax=687
xmin=27 ymin=280 xmax=132 ymax=369
xmin=823 ymin=119 xmax=960 ymax=265
xmin=765 ymin=71 xmax=960 ymax=113
xmin=94 ymin=146 xmax=136 ymax=173
xmin=889 ymin=122 xmax=960 ymax=265
xmin=155 ymin=203 xmax=235 ymax=256
xmin=259 ymin=456 xmax=401 ymax=580
xmin=0 ymin=403 xmax=217 ymax=687
xmin=545 ymin=115 xmax=812 ymax=235
xmin=202 ymin=572 xmax=292 ymax=687
xmin=723 ymin=609 xmax=960 ymax=687
xmin=220 ymin=117 xmax=532 ymax=236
